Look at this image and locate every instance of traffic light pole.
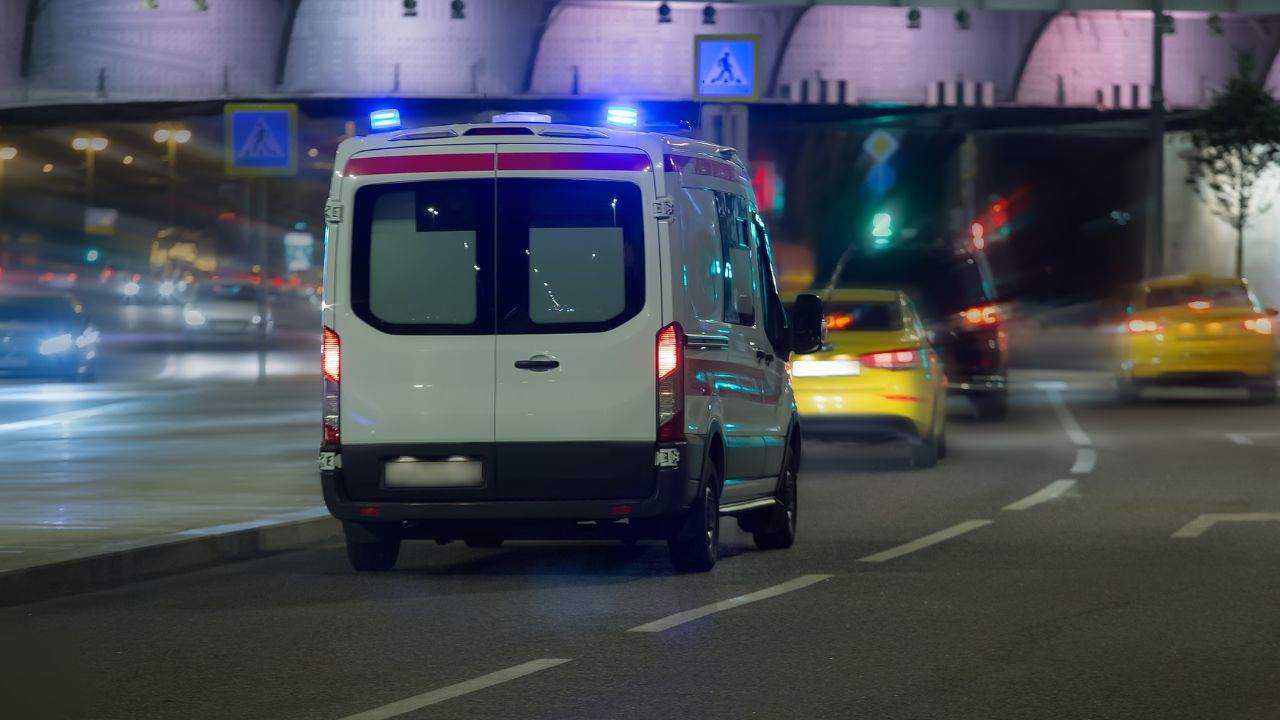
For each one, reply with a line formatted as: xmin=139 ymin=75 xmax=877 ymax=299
xmin=1147 ymin=0 xmax=1166 ymax=279
xmin=256 ymin=179 xmax=270 ymax=384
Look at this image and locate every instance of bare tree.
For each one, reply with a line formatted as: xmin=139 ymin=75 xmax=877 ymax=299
xmin=1185 ymin=52 xmax=1280 ymax=278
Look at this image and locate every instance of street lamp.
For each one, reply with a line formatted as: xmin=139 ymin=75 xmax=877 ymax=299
xmin=72 ymin=135 xmax=108 ymax=205
xmin=0 ymin=146 xmax=15 ymax=234
xmin=154 ymin=126 xmax=191 ymax=227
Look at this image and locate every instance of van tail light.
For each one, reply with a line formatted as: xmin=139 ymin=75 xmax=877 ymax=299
xmin=1244 ymin=317 xmax=1273 ymax=335
xmin=1126 ymin=319 xmax=1161 ymax=334
xmin=322 ymin=327 xmax=341 ymax=449
xmin=960 ymin=304 xmax=1002 ymax=327
xmin=860 ymin=348 xmax=921 ymax=370
xmin=656 ymin=322 xmax=686 ymax=443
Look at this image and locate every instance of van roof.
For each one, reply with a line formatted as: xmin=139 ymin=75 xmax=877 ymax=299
xmin=335 ymin=122 xmax=747 ymax=177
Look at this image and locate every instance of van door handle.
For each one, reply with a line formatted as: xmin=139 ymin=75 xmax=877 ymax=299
xmin=514 ymin=359 xmax=559 ymax=371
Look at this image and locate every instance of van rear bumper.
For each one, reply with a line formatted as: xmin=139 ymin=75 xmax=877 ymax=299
xmin=321 ymin=440 xmax=702 ymax=527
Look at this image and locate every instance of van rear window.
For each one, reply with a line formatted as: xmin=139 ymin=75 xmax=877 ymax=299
xmin=350 ymin=177 xmax=643 ymax=335
xmin=351 ymin=179 xmax=494 ymax=334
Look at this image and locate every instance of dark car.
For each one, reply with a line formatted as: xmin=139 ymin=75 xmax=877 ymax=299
xmin=0 ymin=294 xmax=100 ymax=381
xmin=829 ymin=244 xmax=1008 ymax=420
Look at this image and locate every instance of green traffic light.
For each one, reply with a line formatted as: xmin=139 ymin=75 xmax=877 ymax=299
xmin=871 ymin=212 xmax=893 ymax=239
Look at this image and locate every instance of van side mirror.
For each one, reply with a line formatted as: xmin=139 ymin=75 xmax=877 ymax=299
xmin=791 ymin=293 xmax=824 ymax=355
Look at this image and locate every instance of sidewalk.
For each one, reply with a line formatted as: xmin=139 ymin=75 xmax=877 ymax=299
xmin=0 ymin=378 xmax=334 ymax=603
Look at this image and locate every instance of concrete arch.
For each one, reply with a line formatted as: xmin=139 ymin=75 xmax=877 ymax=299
xmin=21 ymin=0 xmax=287 ymax=104
xmin=528 ymin=0 xmax=792 ymax=98
xmin=281 ymin=0 xmax=542 ymax=97
xmin=774 ymin=6 xmax=1049 ymax=105
xmin=1017 ymin=11 xmax=1280 ymax=109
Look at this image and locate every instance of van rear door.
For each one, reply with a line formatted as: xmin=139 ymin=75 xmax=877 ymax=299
xmin=339 ymin=145 xmax=497 ymax=455
xmin=491 ymin=145 xmax=662 ymax=500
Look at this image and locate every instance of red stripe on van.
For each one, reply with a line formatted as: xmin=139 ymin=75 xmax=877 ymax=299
xmin=663 ymin=154 xmax=741 ymax=182
xmin=498 ymin=152 xmax=653 ymax=172
xmin=343 ymin=153 xmax=493 ymax=176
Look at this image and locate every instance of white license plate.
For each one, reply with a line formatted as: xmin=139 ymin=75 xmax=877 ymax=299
xmin=383 ymin=457 xmax=484 ymax=488
xmin=791 ymin=359 xmax=860 ymax=377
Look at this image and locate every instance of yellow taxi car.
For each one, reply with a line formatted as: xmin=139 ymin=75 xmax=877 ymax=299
xmin=789 ymin=288 xmax=947 ymax=467
xmin=1117 ymin=274 xmax=1277 ymax=403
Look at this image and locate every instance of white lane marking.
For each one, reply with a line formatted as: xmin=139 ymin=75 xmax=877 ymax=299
xmin=627 ymin=574 xmax=833 ymax=633
xmin=1003 ymin=480 xmax=1077 ymax=511
xmin=1035 ymin=382 xmax=1091 ymax=446
xmin=1225 ymin=433 xmax=1253 ymax=446
xmin=856 ymin=520 xmax=993 ymax=563
xmin=176 ymin=507 xmax=330 ymax=537
xmin=1172 ymin=512 xmax=1280 ymax=538
xmin=335 ymin=659 xmax=570 ymax=720
xmin=1071 ymin=447 xmax=1097 ymax=474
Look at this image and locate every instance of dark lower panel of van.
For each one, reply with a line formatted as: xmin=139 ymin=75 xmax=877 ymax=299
xmin=339 ymin=441 xmax=657 ymax=502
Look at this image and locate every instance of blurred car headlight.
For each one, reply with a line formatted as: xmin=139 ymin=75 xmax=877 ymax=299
xmin=38 ymin=333 xmax=74 ymax=355
xmin=75 ymin=328 xmax=100 ymax=348
xmin=158 ymin=280 xmax=175 ymax=297
xmin=120 ymin=281 xmax=141 ymax=297
xmin=184 ymin=308 xmax=206 ymax=327
xmin=251 ymin=314 xmax=262 ymax=325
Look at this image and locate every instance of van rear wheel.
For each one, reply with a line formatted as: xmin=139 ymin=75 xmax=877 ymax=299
xmin=344 ymin=524 xmax=401 ymax=572
xmin=668 ymin=464 xmax=720 ymax=572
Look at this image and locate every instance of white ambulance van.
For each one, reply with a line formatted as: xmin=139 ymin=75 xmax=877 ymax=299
xmin=319 ymin=111 xmax=824 ymax=573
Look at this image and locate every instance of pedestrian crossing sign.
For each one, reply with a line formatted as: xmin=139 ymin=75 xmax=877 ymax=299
xmin=224 ymin=103 xmax=297 ymax=177
xmin=695 ymin=35 xmax=760 ymax=102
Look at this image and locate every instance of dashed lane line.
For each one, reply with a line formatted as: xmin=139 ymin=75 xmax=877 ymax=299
xmin=1003 ymin=480 xmax=1077 ymax=511
xmin=856 ymin=520 xmax=993 ymax=563
xmin=334 ymin=659 xmax=571 ymax=720
xmin=628 ymin=574 xmax=834 ymax=632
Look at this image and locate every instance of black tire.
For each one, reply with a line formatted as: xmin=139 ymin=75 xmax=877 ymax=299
xmin=1247 ymin=378 xmax=1277 ymax=404
xmin=464 ymin=537 xmax=504 ymax=549
xmin=753 ymin=443 xmax=798 ymax=551
xmin=1116 ymin=377 xmax=1140 ymax=404
xmin=668 ymin=463 xmax=720 ymax=572
xmin=972 ymin=392 xmax=1008 ymax=421
xmin=345 ymin=525 xmax=401 ymax=572
xmin=936 ymin=426 xmax=948 ymax=459
xmin=909 ymin=434 xmax=939 ymax=469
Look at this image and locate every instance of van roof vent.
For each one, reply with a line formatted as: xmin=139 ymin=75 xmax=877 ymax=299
xmin=462 ymin=126 xmax=536 ymax=136
xmin=537 ymin=128 xmax=609 ymax=139
xmin=389 ymin=129 xmax=459 ymax=141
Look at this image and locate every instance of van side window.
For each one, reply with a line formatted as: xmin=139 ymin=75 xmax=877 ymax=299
xmin=753 ymin=215 xmax=788 ymax=352
xmin=681 ymin=188 xmax=724 ymax=323
xmin=717 ymin=192 xmax=755 ymax=326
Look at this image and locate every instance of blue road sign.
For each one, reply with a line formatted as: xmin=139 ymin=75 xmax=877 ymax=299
xmin=695 ymin=35 xmax=760 ymax=102
xmin=224 ymin=103 xmax=297 ymax=177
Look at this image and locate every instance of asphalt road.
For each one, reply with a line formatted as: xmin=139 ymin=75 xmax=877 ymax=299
xmin=2 ymin=373 xmax=1278 ymax=719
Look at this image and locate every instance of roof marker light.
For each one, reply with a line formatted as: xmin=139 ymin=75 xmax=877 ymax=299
xmin=369 ymin=108 xmax=401 ymax=131
xmin=492 ymin=111 xmax=552 ymax=123
xmin=606 ymin=106 xmax=639 ymax=127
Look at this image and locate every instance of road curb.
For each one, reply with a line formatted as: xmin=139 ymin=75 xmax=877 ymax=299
xmin=0 ymin=515 xmax=340 ymax=607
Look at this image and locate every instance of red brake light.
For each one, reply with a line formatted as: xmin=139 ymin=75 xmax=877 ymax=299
xmin=860 ymin=348 xmax=921 ymax=370
xmin=960 ymin=304 xmax=1001 ymax=327
xmin=322 ymin=327 xmax=341 ymax=383
xmin=656 ymin=322 xmax=686 ymax=443
xmin=1126 ymin=319 xmax=1161 ymax=334
xmin=322 ymin=327 xmax=341 ymax=449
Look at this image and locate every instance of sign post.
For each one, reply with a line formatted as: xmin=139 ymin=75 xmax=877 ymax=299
xmin=224 ymin=103 xmax=297 ymax=383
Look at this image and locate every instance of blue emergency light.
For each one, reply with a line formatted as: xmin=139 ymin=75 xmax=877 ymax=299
xmin=369 ymin=108 xmax=401 ymax=131
xmin=605 ymin=106 xmax=639 ymax=127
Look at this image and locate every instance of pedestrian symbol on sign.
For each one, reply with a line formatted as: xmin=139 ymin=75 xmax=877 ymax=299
xmin=238 ymin=118 xmax=285 ymax=160
xmin=224 ymin=103 xmax=297 ymax=177
xmin=695 ymin=35 xmax=760 ymax=101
